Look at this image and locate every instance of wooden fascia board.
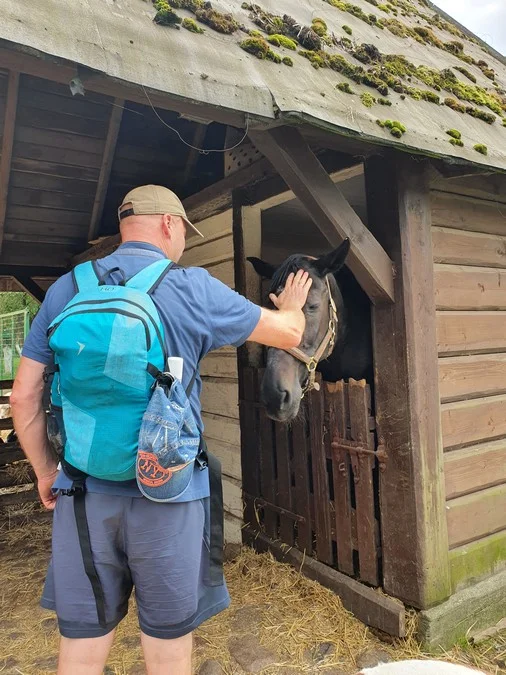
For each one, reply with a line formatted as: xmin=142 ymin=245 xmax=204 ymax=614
xmin=248 ymin=126 xmax=394 ymax=305
xmin=0 ymin=70 xmax=20 ymax=255
xmin=87 ymin=98 xmax=124 ymax=242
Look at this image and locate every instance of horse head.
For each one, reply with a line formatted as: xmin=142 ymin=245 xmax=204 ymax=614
xmin=248 ymin=239 xmax=350 ymax=423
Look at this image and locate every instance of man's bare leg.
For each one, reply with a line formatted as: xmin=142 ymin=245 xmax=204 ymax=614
xmin=141 ymin=631 xmax=192 ymax=675
xmin=57 ymin=630 xmax=116 ymax=675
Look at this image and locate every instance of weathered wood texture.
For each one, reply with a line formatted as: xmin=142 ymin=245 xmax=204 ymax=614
xmin=240 ymin=368 xmax=381 ymax=585
xmin=249 ymin=126 xmax=394 ymax=304
xmin=366 ymin=156 xmax=450 ymax=609
xmin=244 ymin=528 xmax=406 ymax=638
xmin=0 ymin=71 xmax=19 ymax=253
xmin=431 ymin=182 xmax=506 ymax=586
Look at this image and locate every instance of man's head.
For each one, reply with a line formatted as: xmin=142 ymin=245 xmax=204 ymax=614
xmin=118 ymin=185 xmax=203 ymax=262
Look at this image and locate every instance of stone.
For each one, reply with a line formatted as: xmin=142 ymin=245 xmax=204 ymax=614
xmin=356 ymin=648 xmax=392 ymax=669
xmin=304 ymin=641 xmax=336 ymax=663
xmin=228 ymin=634 xmax=277 ymax=673
xmin=223 ymin=542 xmax=242 ymax=562
xmin=197 ymin=659 xmax=225 ymax=675
xmin=231 ymin=605 xmax=263 ymax=633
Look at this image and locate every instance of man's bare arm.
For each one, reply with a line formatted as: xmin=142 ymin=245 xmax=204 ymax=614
xmin=11 ymin=357 xmax=58 ymax=509
xmin=247 ymin=269 xmax=312 ymax=349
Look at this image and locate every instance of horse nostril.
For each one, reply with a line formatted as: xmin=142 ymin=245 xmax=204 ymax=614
xmin=280 ymin=389 xmax=291 ymax=407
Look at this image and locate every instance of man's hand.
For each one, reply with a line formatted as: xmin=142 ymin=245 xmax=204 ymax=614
xmin=269 ymin=270 xmax=313 ymax=311
xmin=37 ymin=469 xmax=59 ymax=510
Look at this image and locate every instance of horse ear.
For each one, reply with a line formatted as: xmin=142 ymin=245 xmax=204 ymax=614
xmin=247 ymin=257 xmax=276 ymax=279
xmin=313 ymin=239 xmax=350 ymax=276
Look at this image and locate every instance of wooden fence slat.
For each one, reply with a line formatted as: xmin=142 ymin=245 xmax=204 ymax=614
xmin=259 ymin=370 xmax=278 ymax=539
xmin=291 ymin=412 xmax=312 ymax=554
xmin=348 ymin=379 xmax=379 ymax=586
xmin=240 ymin=367 xmax=261 ymax=529
xmin=308 ymin=380 xmax=333 ymax=565
xmin=274 ymin=422 xmax=294 ymax=546
xmin=327 ymin=381 xmax=354 ymax=576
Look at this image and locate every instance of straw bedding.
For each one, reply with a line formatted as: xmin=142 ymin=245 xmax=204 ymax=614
xmin=0 ymin=507 xmax=504 ymax=675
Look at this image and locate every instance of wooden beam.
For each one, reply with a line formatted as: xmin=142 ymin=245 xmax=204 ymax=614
xmin=87 ymin=99 xmax=124 ymax=242
xmin=12 ymin=275 xmax=46 ymax=302
xmin=182 ymin=124 xmax=208 ymax=186
xmin=365 ymin=154 xmax=451 ymax=609
xmin=243 ymin=527 xmax=406 ymax=637
xmin=249 ymin=126 xmax=394 ymax=305
xmin=0 ymin=70 xmax=20 ymax=254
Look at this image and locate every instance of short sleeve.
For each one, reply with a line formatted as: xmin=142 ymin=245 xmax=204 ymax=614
xmin=22 ymin=275 xmax=75 ymax=365
xmin=203 ymin=271 xmax=261 ymax=351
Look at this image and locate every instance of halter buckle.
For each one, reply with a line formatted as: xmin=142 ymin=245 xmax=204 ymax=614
xmin=307 ymin=358 xmax=318 ymax=373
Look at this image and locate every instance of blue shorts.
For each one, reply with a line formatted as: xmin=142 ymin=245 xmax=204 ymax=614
xmin=41 ymin=493 xmax=230 ymax=639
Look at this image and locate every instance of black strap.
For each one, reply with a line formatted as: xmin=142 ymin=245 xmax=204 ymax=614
xmin=95 ymin=264 xmax=126 ymax=286
xmin=73 ymin=489 xmax=108 ymax=629
xmin=147 ymin=261 xmax=176 ymax=295
xmin=198 ymin=440 xmax=224 ymax=586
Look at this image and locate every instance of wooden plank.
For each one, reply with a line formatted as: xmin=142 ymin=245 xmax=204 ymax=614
xmin=181 ymin=235 xmax=233 ymax=268
xmin=15 ymin=124 xmax=105 ymax=155
xmin=430 ymin=169 xmax=506 ymax=204
xmin=365 ymin=155 xmax=451 ymax=609
xmin=449 ymin=530 xmax=506 ymax=592
xmin=240 ymin=367 xmax=261 ymax=528
xmin=9 ymin=170 xmax=97 ymax=196
xmin=202 ymin=412 xmax=240 ymax=447
xmin=244 ymin=527 xmax=406 ymax=637
xmin=204 ymin=438 xmax=241 ymax=481
xmin=259 ymin=397 xmax=278 ymax=539
xmin=348 ymin=379 xmax=378 ymax=586
xmin=274 ymin=421 xmax=294 ymax=546
xmin=432 ymin=227 xmax=506 ymax=268
xmin=291 ymin=411 xmax=312 ymax=554
xmin=200 ymin=352 xmax=238 ymax=379
xmin=437 ymin=311 xmax=506 ymax=356
xmin=11 ymin=157 xmax=101 ymax=182
xmin=4 ymin=231 xmax=85 ymax=247
xmin=88 ymin=99 xmax=124 ymax=241
xmin=222 ymin=476 xmax=243 ymax=520
xmin=7 ymin=204 xmax=91 ymax=227
xmin=13 ymin=141 xmax=103 ymax=169
xmin=249 ymin=127 xmax=394 ymax=305
xmin=17 ymin=87 xmax=111 ymax=122
xmin=205 ymin=259 xmax=234 ymax=287
xmin=327 ymin=381 xmax=354 ymax=576
xmin=0 ymin=487 xmax=38 ymax=507
xmin=16 ymin=105 xmax=108 ymax=139
xmin=200 ymin=378 xmax=239 ymax=419
xmin=0 ymin=417 xmax=13 ymax=430
xmin=431 ymin=192 xmax=506 ymax=235
xmin=447 ymin=484 xmax=506 ymax=548
xmin=441 ymin=395 xmax=506 ymax=450
xmin=439 ymin=353 xmax=506 ymax=402
xmin=0 ymin=71 xmax=19 ymax=254
xmin=8 ymin=187 xmax=94 ymax=213
xmin=0 ymin=242 xmax=76 ymax=267
xmin=182 ymin=124 xmax=207 ymax=185
xmin=308 ymin=380 xmax=333 ymax=565
xmin=435 ymin=264 xmax=506 ymax=311
xmin=0 ymin=447 xmax=25 ymax=466
xmin=444 ymin=439 xmax=506 ymax=500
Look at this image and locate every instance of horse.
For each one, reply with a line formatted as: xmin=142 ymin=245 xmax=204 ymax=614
xmin=248 ymin=239 xmax=373 ymax=423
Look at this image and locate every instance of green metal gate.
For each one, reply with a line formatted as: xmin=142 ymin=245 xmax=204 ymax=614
xmin=0 ymin=309 xmax=30 ymax=379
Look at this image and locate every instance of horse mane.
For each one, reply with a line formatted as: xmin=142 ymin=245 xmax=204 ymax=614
xmin=269 ymin=254 xmax=315 ymax=293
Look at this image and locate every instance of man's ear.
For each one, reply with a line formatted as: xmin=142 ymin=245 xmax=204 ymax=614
xmin=247 ymin=257 xmax=277 ymax=279
xmin=313 ymin=239 xmax=350 ymax=276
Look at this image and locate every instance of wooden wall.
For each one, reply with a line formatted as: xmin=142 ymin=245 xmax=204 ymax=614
xmin=180 ymin=210 xmax=243 ymax=543
xmin=431 ymin=175 xmax=506 ymax=591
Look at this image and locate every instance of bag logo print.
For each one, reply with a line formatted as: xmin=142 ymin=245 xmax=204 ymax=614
xmin=77 ymin=342 xmax=86 ymax=355
xmin=137 ymin=449 xmax=193 ymax=487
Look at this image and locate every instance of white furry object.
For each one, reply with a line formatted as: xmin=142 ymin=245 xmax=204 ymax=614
xmin=359 ymin=661 xmax=486 ymax=674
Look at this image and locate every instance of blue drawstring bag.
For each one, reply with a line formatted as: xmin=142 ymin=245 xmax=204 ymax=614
xmin=136 ymin=373 xmax=203 ymax=502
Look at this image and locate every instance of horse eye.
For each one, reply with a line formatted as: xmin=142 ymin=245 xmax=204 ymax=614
xmin=307 ymin=304 xmax=320 ymax=311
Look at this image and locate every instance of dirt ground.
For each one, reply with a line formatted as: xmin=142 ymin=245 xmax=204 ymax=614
xmin=0 ymin=506 xmax=505 ymax=675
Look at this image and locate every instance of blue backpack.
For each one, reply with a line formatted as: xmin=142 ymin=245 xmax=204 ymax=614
xmin=46 ymin=259 xmax=172 ymax=481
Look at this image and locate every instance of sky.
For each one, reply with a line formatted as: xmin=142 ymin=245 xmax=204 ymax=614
xmin=433 ymin=0 xmax=506 ymax=56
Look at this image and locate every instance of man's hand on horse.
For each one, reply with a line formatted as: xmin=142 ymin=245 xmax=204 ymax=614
xmin=269 ymin=270 xmax=313 ymax=311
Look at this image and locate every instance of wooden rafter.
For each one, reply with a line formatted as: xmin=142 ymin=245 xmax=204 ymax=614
xmin=87 ymin=98 xmax=124 ymax=242
xmin=13 ymin=275 xmax=46 ymax=302
xmin=0 ymin=70 xmax=20 ymax=255
xmin=248 ymin=126 xmax=395 ymax=305
xmin=182 ymin=124 xmax=208 ymax=186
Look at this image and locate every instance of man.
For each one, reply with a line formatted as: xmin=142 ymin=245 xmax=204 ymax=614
xmin=11 ymin=185 xmax=312 ymax=675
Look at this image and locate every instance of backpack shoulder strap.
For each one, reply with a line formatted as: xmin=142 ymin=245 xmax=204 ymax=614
xmin=72 ymin=262 xmax=100 ymax=293
xmin=125 ymin=259 xmax=173 ymax=294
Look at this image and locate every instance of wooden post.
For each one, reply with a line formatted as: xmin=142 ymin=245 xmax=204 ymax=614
xmin=248 ymin=126 xmax=394 ymax=305
xmin=0 ymin=70 xmax=20 ymax=254
xmin=365 ymin=154 xmax=451 ymax=609
xmin=87 ymin=99 xmax=124 ymax=242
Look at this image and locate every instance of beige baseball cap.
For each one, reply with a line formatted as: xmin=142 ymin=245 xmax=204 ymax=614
xmin=118 ymin=185 xmax=204 ymax=238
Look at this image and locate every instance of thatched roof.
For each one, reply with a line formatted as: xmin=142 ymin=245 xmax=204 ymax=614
xmin=2 ymin=0 xmax=506 ymax=169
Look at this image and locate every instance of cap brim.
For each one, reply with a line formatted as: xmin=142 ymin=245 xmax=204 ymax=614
xmin=184 ymin=217 xmax=204 ymax=239
xmin=136 ymin=452 xmax=194 ymax=502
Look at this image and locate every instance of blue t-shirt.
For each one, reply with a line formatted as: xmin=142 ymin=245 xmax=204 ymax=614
xmin=22 ymin=242 xmax=261 ymax=501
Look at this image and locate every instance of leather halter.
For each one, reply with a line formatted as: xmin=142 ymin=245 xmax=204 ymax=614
xmin=285 ymin=275 xmax=338 ymax=398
